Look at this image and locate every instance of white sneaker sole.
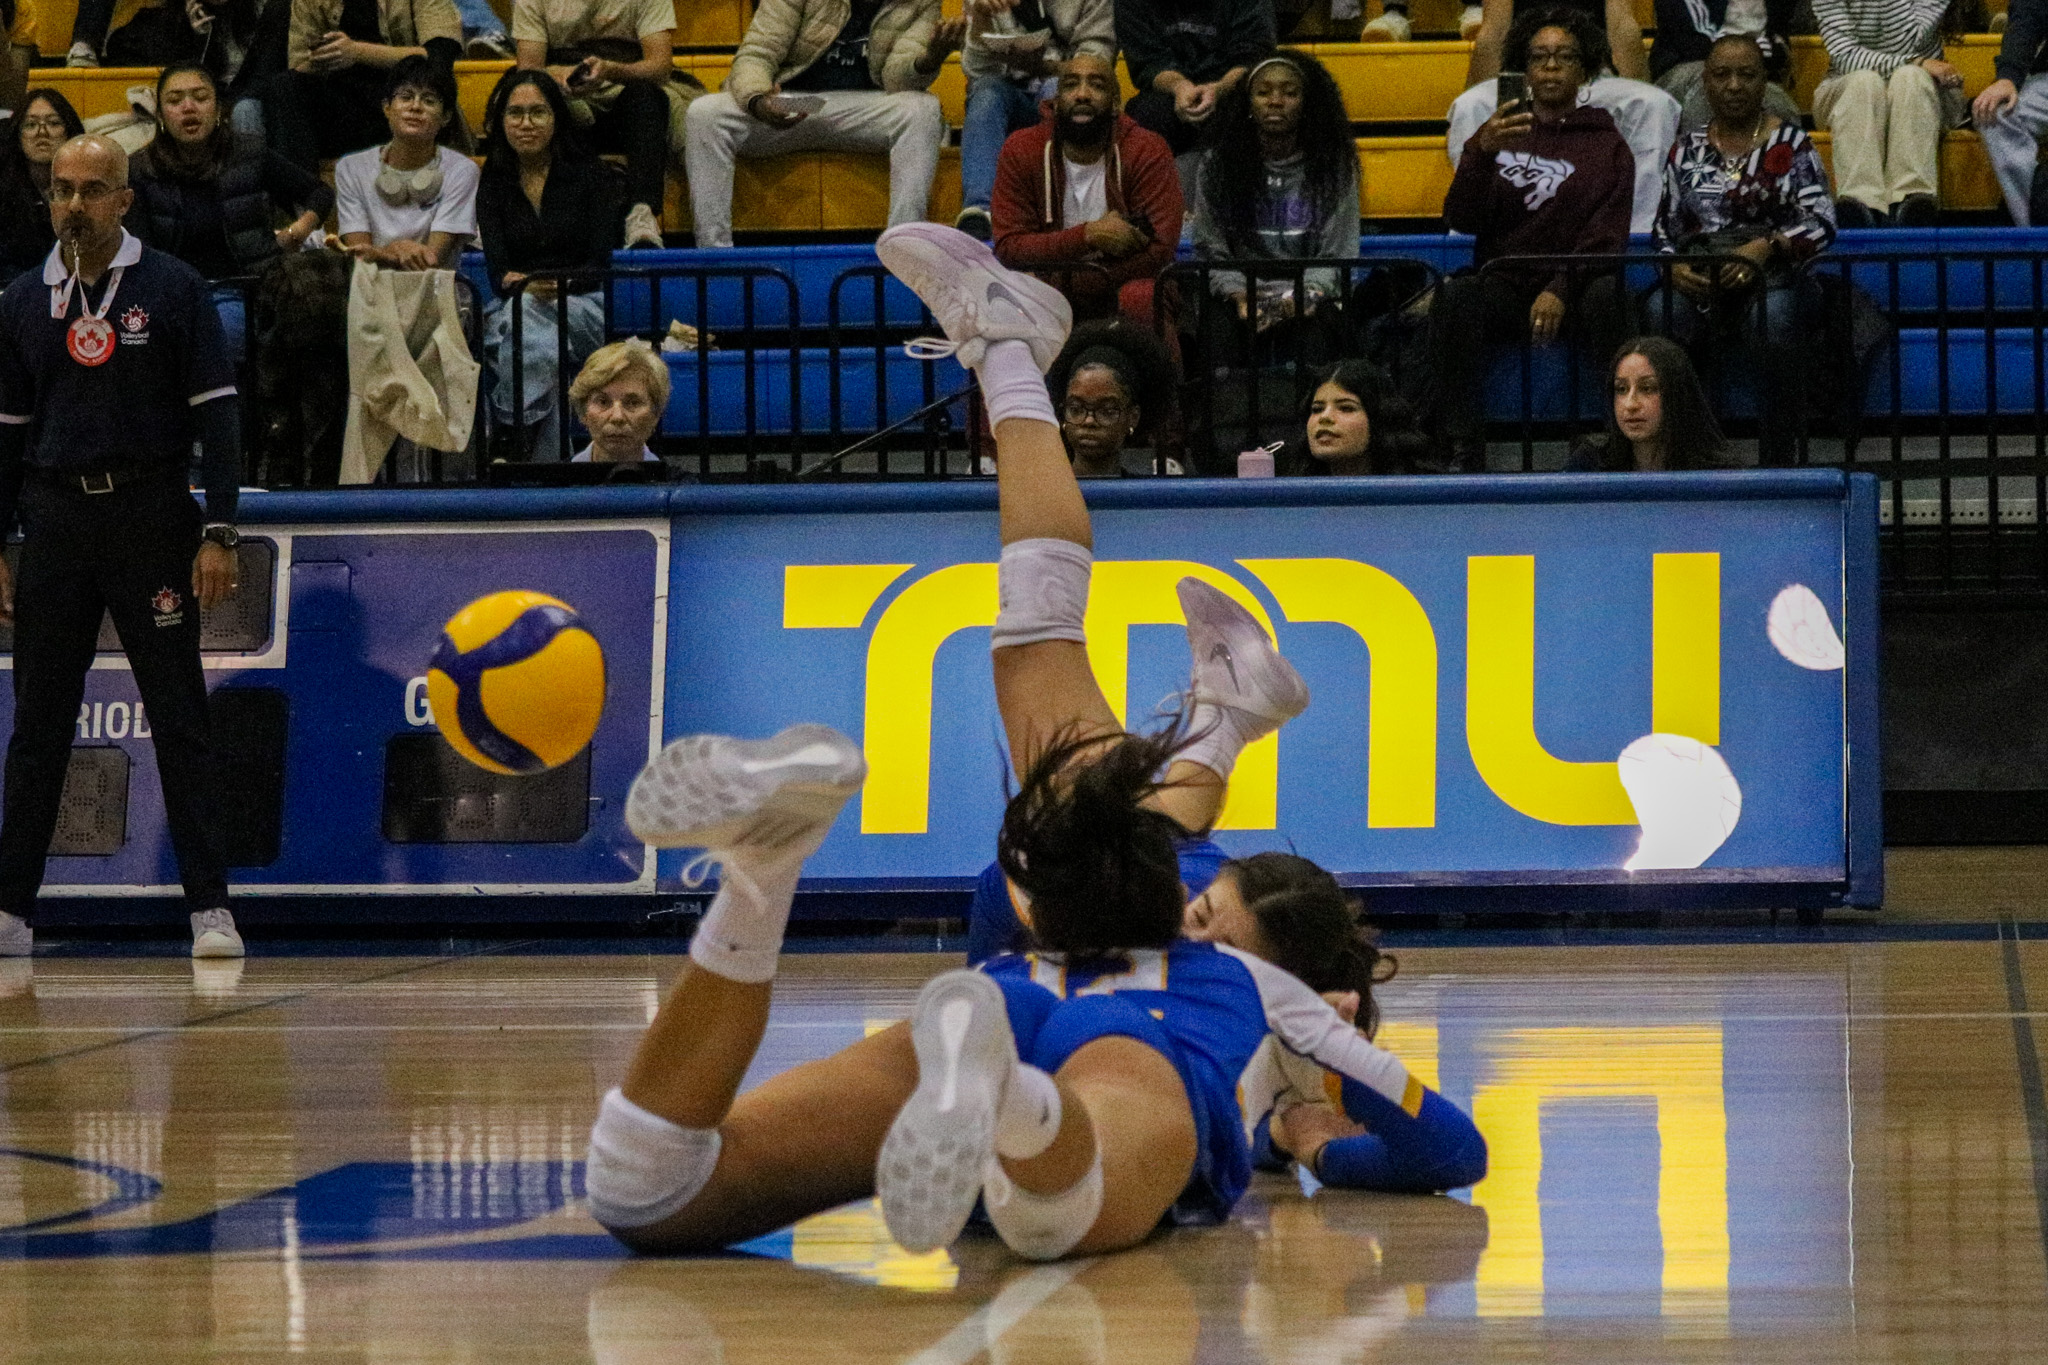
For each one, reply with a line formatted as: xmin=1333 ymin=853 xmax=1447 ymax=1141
xmin=626 ymin=724 xmax=867 ymax=851
xmin=1177 ymin=578 xmax=1310 ymax=728
xmin=875 ymin=222 xmax=1072 ymax=372
xmin=877 ymin=969 xmax=1016 ymax=1254
xmin=192 ymin=930 xmax=245 ymax=959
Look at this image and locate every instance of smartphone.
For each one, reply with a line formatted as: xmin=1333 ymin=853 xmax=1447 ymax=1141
xmin=1496 ymin=70 xmax=1528 ymax=112
xmin=779 ymin=94 xmax=826 ymax=115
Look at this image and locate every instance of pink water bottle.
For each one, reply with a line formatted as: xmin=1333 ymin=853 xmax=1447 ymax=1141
xmin=1238 ymin=441 xmax=1281 ymax=478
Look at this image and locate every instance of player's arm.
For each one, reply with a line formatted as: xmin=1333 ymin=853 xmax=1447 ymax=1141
xmin=1221 ymin=946 xmax=1488 ymax=1192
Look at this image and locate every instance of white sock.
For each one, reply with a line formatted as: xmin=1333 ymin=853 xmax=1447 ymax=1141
xmin=977 ymin=339 xmax=1058 ymax=430
xmin=994 ymin=1062 xmax=1062 ymax=1160
xmin=1176 ymin=699 xmax=1271 ymax=781
xmin=687 ymin=857 xmax=801 ymax=984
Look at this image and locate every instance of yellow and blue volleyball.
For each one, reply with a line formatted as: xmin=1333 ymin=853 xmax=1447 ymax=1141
xmin=426 ymin=591 xmax=606 ymax=776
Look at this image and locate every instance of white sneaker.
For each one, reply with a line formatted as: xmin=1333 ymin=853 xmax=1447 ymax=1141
xmin=65 ymin=41 xmax=99 ymax=66
xmin=626 ymin=724 xmax=867 ymax=865
xmin=464 ymin=31 xmax=516 ymax=58
xmin=1176 ymin=578 xmax=1310 ymax=733
xmin=877 ymin=968 xmax=1016 ymax=1254
xmin=1459 ymin=4 xmax=1484 ymax=38
xmin=876 ymin=221 xmax=1072 ymax=373
xmin=0 ymin=911 xmax=30 ymax=957
xmin=1362 ymin=8 xmax=1411 ymax=40
xmin=623 ymin=202 xmax=664 ymax=249
xmin=190 ymin=908 xmax=245 ymax=959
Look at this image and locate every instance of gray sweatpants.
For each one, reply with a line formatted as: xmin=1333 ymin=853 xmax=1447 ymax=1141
xmin=683 ymin=89 xmax=946 ymax=248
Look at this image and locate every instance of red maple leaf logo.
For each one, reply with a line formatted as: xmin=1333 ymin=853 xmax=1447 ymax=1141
xmin=152 ymin=588 xmax=180 ymax=615
xmin=120 ymin=305 xmax=149 ymax=334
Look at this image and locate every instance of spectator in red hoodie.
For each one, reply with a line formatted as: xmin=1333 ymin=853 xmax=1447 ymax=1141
xmin=991 ymin=52 xmax=1184 ymax=331
xmin=1431 ymin=5 xmax=1633 ymax=471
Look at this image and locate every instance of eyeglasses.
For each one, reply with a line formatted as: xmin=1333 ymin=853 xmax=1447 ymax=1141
xmin=390 ymin=89 xmax=445 ymax=109
xmin=1526 ymin=47 xmax=1583 ymax=67
xmin=503 ymin=106 xmax=555 ymax=124
xmin=1062 ymin=399 xmax=1129 ymax=425
xmin=44 ymin=182 xmax=116 ymax=206
xmin=19 ymin=118 xmax=68 ymax=134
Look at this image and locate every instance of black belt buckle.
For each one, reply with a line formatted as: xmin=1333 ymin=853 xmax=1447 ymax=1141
xmin=78 ymin=472 xmax=114 ymax=495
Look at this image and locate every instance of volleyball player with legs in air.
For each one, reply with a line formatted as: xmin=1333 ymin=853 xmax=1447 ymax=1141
xmin=582 ymin=223 xmax=1481 ymax=1260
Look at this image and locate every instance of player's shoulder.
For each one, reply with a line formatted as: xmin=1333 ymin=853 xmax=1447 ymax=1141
xmin=1166 ymin=938 xmax=1264 ymax=991
xmin=439 ymin=146 xmax=482 ymax=189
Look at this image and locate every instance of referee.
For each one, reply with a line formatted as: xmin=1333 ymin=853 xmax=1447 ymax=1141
xmin=0 ymin=135 xmax=244 ymax=960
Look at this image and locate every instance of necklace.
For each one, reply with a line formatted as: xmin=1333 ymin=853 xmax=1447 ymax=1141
xmin=1713 ymin=112 xmax=1767 ymax=181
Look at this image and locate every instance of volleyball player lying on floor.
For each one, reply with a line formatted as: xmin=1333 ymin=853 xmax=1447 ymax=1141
xmin=581 ymin=222 xmax=1482 ymax=1262
xmin=967 ymin=751 xmax=1487 ymax=1197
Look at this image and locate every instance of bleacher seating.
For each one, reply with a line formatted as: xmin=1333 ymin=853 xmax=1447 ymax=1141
xmin=24 ymin=30 xmax=2017 ymax=231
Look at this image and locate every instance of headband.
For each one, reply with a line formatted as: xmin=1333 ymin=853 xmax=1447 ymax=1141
xmin=1246 ymin=54 xmax=1306 ymax=86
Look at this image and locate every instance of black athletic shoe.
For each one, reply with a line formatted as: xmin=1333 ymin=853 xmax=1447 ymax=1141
xmin=1892 ymin=194 xmax=1939 ymax=228
xmin=954 ymin=207 xmax=994 ymax=242
xmin=1834 ymin=197 xmax=1877 ymax=230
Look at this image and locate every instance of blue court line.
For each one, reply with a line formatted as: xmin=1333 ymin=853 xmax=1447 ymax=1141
xmin=1999 ymin=916 xmax=2048 ymax=1276
xmin=0 ymin=1149 xmax=164 ymax=1234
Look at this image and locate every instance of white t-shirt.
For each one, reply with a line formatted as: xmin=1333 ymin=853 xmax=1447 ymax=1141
xmin=1061 ymin=157 xmax=1107 ymax=230
xmin=334 ymin=145 xmax=481 ymax=250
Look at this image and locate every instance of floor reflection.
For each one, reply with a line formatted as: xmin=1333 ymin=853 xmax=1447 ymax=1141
xmin=0 ymin=947 xmax=2015 ymax=1363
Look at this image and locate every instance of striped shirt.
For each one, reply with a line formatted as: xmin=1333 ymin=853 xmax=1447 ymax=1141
xmin=1814 ymin=0 xmax=1948 ymax=77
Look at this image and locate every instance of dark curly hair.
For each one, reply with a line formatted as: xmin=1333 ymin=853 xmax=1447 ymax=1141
xmin=1502 ymin=5 xmax=1612 ymax=81
xmin=1282 ymin=358 xmax=1429 ymax=476
xmin=1225 ymin=852 xmax=1395 ymax=1037
xmin=997 ymin=724 xmax=1194 ymax=960
xmin=1044 ymin=318 xmax=1179 ymax=445
xmin=1199 ymin=50 xmax=1355 ymax=261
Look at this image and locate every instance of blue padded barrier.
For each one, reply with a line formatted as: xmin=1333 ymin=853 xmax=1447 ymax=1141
xmin=660 ymin=347 xmax=968 ymax=435
xmin=603 ymin=246 xmax=926 ymax=330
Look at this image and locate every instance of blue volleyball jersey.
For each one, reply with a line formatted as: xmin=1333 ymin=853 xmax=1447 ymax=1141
xmin=980 ymin=938 xmax=1418 ymax=1219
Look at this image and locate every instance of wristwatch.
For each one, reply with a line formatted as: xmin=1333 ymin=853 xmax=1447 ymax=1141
xmin=202 ymin=524 xmax=241 ymax=550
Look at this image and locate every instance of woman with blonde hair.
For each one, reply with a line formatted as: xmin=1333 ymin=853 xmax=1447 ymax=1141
xmin=568 ymin=339 xmax=668 ymax=463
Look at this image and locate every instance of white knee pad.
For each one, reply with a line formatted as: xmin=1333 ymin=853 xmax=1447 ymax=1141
xmin=584 ymin=1088 xmax=723 ymax=1231
xmin=985 ymin=1151 xmax=1104 ymax=1261
xmin=992 ymin=538 xmax=1092 ymax=652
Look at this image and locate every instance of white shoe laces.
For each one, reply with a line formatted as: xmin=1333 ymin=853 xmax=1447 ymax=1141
xmin=679 ymin=851 xmax=764 ymax=911
xmin=903 ymin=337 xmax=960 ymax=361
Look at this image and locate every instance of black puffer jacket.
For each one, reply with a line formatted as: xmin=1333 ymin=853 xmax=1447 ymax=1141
xmin=128 ymin=131 xmax=335 ymax=280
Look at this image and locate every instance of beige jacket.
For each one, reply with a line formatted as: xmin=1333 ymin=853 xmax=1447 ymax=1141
xmin=289 ymin=0 xmax=461 ymax=71
xmin=341 ymin=262 xmax=479 ymax=484
xmin=725 ymin=0 xmax=942 ymax=103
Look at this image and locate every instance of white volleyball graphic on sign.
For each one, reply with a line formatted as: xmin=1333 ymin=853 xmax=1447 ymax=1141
xmin=1767 ymin=584 xmax=1845 ymax=671
xmin=1618 ymin=733 xmax=1743 ymax=871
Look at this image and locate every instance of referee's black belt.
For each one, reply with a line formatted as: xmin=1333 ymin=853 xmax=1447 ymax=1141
xmin=26 ymin=462 xmax=183 ymax=496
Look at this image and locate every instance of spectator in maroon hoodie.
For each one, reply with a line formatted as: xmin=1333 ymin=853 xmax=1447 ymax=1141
xmin=992 ymin=52 xmax=1184 ymax=331
xmin=1430 ymin=6 xmax=1633 ymax=471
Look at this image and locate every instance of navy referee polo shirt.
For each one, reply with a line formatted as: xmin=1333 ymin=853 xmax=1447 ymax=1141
xmin=0 ymin=230 xmax=236 ymax=475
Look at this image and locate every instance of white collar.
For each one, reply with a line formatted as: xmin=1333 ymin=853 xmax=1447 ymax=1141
xmin=42 ymin=229 xmax=143 ymax=287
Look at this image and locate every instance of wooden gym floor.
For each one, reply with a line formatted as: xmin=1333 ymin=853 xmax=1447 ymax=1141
xmin=2 ymin=847 xmax=2046 ymax=1361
